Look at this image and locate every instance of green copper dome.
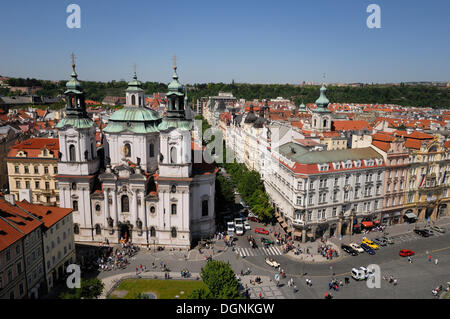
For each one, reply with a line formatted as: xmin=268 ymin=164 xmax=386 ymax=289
xmin=103 ymin=107 xmax=162 ymax=134
xmin=314 ymin=83 xmax=331 ymax=113
xmin=126 ymin=72 xmax=144 ymax=92
xmin=167 ymin=66 xmax=184 ymax=93
xmin=65 ymin=64 xmax=82 ymax=93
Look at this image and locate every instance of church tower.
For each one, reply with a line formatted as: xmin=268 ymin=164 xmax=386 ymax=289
xmin=56 ymin=56 xmax=100 ymax=242
xmin=311 ymin=83 xmax=332 ymax=132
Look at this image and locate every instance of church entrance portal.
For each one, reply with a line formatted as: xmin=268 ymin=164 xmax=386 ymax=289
xmin=119 ymin=223 xmax=132 ymax=243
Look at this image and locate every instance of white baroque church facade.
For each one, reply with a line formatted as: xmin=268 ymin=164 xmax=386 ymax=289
xmin=56 ymin=63 xmax=217 ymax=249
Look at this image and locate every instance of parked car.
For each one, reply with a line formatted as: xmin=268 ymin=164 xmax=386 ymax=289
xmin=349 ymin=243 xmax=364 ymax=253
xmin=244 ymin=221 xmax=251 ymax=230
xmin=414 ymin=229 xmax=430 ymax=237
xmin=265 ymin=257 xmax=280 ymax=268
xmin=341 ymin=244 xmax=358 ymax=256
xmin=235 ymin=225 xmax=244 ymax=236
xmin=255 ymin=228 xmax=269 ymax=235
xmin=248 ymin=216 xmax=260 ymax=222
xmin=360 ymin=243 xmax=376 ymax=255
xmin=373 ymin=238 xmax=387 ymax=246
xmin=399 ymin=249 xmax=415 ymax=257
xmin=227 ymin=222 xmax=235 ymax=235
xmin=248 ymin=212 xmax=257 ymax=218
xmin=362 ymin=238 xmax=379 ymax=250
xmin=422 ymin=229 xmax=434 ymax=236
xmin=430 ymin=225 xmax=446 ymax=233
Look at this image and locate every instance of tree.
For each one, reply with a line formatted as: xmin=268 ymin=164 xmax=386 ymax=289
xmin=59 ymin=278 xmax=104 ymax=299
xmin=200 ymin=260 xmax=241 ymax=299
xmin=187 ymin=288 xmax=213 ymax=299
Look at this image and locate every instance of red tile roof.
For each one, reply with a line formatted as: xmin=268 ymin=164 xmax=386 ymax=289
xmin=16 ymin=201 xmax=72 ymax=229
xmin=333 ymin=120 xmax=371 ymax=132
xmin=8 ymin=138 xmax=59 ymax=158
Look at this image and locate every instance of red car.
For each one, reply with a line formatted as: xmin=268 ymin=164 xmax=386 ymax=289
xmin=399 ymin=249 xmax=415 ymax=257
xmin=248 ymin=216 xmax=259 ymax=222
xmin=255 ymin=228 xmax=269 ymax=235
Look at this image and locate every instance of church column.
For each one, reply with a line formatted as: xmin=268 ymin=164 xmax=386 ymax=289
xmin=112 ymin=189 xmax=118 ymax=227
xmin=104 ymin=189 xmax=110 ymax=228
xmin=133 ymin=190 xmax=139 ymax=222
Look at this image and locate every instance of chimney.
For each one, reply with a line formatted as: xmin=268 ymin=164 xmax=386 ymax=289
xmin=5 ymin=194 xmax=16 ymax=205
xmin=19 ymin=189 xmax=33 ymax=203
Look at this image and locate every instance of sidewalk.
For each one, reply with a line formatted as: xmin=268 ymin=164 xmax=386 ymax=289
xmin=100 ymin=270 xmax=201 ymax=299
xmin=284 ymin=240 xmax=342 ymax=264
xmin=330 ymin=216 xmax=450 ymax=246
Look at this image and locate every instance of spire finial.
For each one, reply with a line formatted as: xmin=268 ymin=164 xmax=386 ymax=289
xmin=133 ymin=63 xmax=137 ymax=79
xmin=71 ymin=52 xmax=76 ymax=70
xmin=173 ymin=54 xmax=177 ymax=71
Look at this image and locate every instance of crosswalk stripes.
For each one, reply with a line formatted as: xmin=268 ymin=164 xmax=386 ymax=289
xmin=236 ymin=246 xmax=282 ymax=257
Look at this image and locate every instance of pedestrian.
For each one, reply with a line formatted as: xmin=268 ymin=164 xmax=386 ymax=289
xmin=428 ymin=255 xmax=432 ymax=262
xmin=293 ymin=285 xmax=297 ymax=293
xmin=435 ymin=258 xmax=439 ymax=265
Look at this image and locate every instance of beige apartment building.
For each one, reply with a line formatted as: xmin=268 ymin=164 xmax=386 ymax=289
xmin=7 ymin=138 xmax=60 ymax=205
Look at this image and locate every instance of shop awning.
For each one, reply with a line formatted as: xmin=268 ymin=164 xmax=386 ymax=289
xmin=405 ymin=212 xmax=417 ymax=219
xmin=307 ymin=232 xmax=314 ymax=238
xmin=361 ymin=221 xmax=374 ymax=228
xmin=281 ymin=222 xmax=288 ymax=229
xmin=293 ymin=230 xmax=303 ymax=237
xmin=274 ymin=212 xmax=280 ymax=218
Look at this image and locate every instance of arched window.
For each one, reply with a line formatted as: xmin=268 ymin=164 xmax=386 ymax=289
xmin=171 ymin=227 xmax=177 ymax=238
xmin=171 ymin=203 xmax=177 ymax=215
xmin=314 ymin=119 xmax=317 ymax=127
xmin=149 ymin=143 xmax=154 ymax=158
xmin=131 ymin=95 xmax=136 ymax=106
xmin=124 ymin=143 xmax=131 ymax=158
xmin=71 ymin=182 xmax=77 ymax=190
xmin=202 ymin=199 xmax=209 ymax=217
xmin=72 ymin=200 xmax=78 ymax=211
xmin=150 ymin=206 xmax=155 ymax=214
xmin=139 ymin=96 xmax=142 ymax=106
xmin=170 ymin=147 xmax=177 ymax=164
xmin=95 ymin=224 xmax=101 ymax=235
xmin=323 ymin=119 xmax=327 ymax=127
xmin=150 ymin=227 xmax=156 ymax=237
xmin=171 ymin=185 xmax=176 ymax=193
xmin=91 ymin=143 xmax=95 ymax=159
xmin=95 ymin=204 xmax=101 ymax=211
xmin=121 ymin=195 xmax=129 ymax=212
xmin=69 ymin=145 xmax=76 ymax=161
xmin=74 ymin=224 xmax=79 ymax=234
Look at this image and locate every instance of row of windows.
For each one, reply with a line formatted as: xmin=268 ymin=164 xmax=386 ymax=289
xmin=14 ymin=165 xmax=57 ymax=175
xmin=14 ymin=180 xmax=57 ymax=190
xmin=298 ymin=202 xmax=379 ymax=221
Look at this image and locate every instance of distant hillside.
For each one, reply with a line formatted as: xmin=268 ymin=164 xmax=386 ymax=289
xmin=3 ymin=77 xmax=450 ymax=108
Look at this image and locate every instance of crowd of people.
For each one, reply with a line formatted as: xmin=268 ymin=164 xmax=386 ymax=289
xmin=318 ymin=244 xmax=339 ymax=260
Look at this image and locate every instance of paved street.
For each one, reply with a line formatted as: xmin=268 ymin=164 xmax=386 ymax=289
xmin=92 ymin=216 xmax=450 ymax=299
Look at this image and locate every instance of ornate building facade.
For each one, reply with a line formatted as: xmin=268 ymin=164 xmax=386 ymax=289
xmin=56 ymin=63 xmax=217 ymax=249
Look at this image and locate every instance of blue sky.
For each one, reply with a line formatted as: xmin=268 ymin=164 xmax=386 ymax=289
xmin=0 ymin=0 xmax=449 ymax=84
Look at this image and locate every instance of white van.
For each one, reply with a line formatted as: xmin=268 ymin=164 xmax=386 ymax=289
xmin=351 ymin=268 xmax=366 ymax=281
xmin=235 ymin=224 xmax=244 ymax=236
xmin=227 ymin=222 xmax=235 ymax=235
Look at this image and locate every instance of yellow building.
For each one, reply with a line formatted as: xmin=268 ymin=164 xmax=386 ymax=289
xmin=7 ymin=138 xmax=60 ymax=205
xmin=403 ymin=133 xmax=450 ymax=222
